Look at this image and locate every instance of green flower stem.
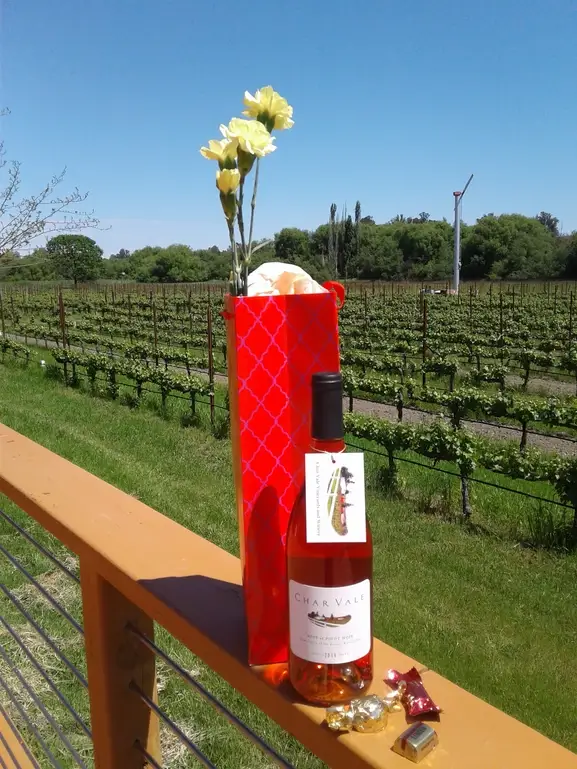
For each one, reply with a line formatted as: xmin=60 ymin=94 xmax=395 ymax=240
xmin=236 ymin=178 xmax=251 ymax=296
xmin=247 ymin=158 xmax=260 ymax=262
xmin=227 ymin=220 xmax=240 ymax=296
xmin=236 ymin=178 xmax=248 ymax=257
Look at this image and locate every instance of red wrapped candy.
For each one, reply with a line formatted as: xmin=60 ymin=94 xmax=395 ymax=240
xmin=385 ymin=667 xmax=441 ymax=718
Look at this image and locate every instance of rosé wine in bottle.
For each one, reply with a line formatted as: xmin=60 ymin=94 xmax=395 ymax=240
xmin=287 ymin=372 xmax=373 ymax=705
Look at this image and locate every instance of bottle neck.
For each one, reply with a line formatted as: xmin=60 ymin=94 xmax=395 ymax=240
xmin=311 ymin=437 xmax=345 ymax=454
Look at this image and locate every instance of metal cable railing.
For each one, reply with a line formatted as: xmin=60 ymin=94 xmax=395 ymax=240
xmin=0 ymin=640 xmax=87 ymax=767
xmin=134 ymin=740 xmax=164 ymax=769
xmin=0 ymin=505 xmax=296 ymax=769
xmin=129 ymin=681 xmax=217 ymax=768
xmin=0 ymin=699 xmax=41 ymax=768
xmin=128 ymin=625 xmax=294 ymax=768
xmin=0 ymin=508 xmax=79 ymax=584
xmin=0 ymin=614 xmax=91 ymax=739
xmin=0 ymin=509 xmax=90 ymax=767
xmin=0 ymin=585 xmax=87 ymax=690
xmin=0 ymin=668 xmax=64 ymax=768
xmin=0 ymin=543 xmax=83 ymax=636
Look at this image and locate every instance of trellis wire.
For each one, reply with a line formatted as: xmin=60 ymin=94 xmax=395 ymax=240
xmin=5 ymin=330 xmax=575 ymax=509
xmin=345 ymin=440 xmax=573 ymax=509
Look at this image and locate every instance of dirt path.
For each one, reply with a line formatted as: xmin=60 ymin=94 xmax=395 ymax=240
xmin=350 ymin=398 xmax=577 ymax=456
xmin=7 ymin=333 xmax=577 ymax=456
xmin=506 ymin=373 xmax=577 ymax=398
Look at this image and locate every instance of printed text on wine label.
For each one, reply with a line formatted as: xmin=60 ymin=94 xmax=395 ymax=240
xmin=289 ymin=579 xmax=371 ymax=664
xmin=304 ymin=452 xmax=366 ymax=543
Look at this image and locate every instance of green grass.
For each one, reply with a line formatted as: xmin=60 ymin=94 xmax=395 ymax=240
xmin=0 ymin=355 xmax=576 ymax=766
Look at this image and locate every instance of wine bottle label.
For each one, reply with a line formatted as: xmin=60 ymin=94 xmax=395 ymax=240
xmin=305 ymin=452 xmax=366 ymax=543
xmin=289 ymin=579 xmax=371 ymax=664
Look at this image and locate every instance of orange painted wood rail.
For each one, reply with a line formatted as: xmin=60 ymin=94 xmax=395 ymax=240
xmin=0 ymin=423 xmax=576 ymax=769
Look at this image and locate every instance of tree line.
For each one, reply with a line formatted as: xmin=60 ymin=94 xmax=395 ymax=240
xmin=1 ymin=207 xmax=576 ymax=285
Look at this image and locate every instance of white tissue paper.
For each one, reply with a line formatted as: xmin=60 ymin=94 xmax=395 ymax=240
xmin=247 ymin=262 xmax=327 ymax=297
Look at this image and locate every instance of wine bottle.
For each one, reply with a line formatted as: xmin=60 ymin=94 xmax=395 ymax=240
xmin=287 ymin=371 xmax=373 ymax=705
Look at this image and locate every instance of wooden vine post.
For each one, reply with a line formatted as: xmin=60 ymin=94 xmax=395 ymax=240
xmin=152 ymin=299 xmax=159 ymax=367
xmin=187 ymin=290 xmax=193 ymax=344
xmin=499 ymin=291 xmax=504 ymax=365
xmin=421 ymin=298 xmax=428 ymax=388
xmin=58 ymin=290 xmax=68 ymax=382
xmin=207 ymin=302 xmax=215 ymax=428
xmin=0 ymin=290 xmax=5 ymax=339
xmin=554 ymin=284 xmax=558 ymax=315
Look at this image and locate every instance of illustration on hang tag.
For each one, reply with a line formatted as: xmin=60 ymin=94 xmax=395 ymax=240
xmin=305 ymin=453 xmax=366 ymax=543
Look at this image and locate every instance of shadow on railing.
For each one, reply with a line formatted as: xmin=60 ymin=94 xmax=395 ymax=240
xmin=1 ymin=424 xmax=577 ymax=769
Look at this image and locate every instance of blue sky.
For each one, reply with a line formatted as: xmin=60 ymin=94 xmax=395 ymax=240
xmin=1 ymin=0 xmax=576 ymax=255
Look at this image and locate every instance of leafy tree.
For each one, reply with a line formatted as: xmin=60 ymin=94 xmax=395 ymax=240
xmin=0 ymin=109 xmax=100 ymax=254
xmin=360 ymin=215 xmax=375 ymax=225
xmin=46 ymin=234 xmax=103 ymax=285
xmin=351 ymin=227 xmax=403 ymax=279
xmin=406 ymin=212 xmax=431 ymax=224
xmin=536 ymin=211 xmax=560 ymax=237
xmin=274 ymin=228 xmax=311 ymax=262
xmin=310 ymin=224 xmax=330 ymax=263
xmin=355 ymin=200 xmax=361 ymax=263
xmin=561 ymin=233 xmax=577 ymax=278
xmin=196 ymin=247 xmax=231 ymax=281
xmin=338 ymin=214 xmax=356 ymax=278
xmin=0 ymin=247 xmax=58 ymax=282
xmin=388 ymin=220 xmax=453 ymax=277
xmin=122 ymin=246 xmax=164 ymax=281
xmin=461 ymin=214 xmax=558 ymax=280
xmin=149 ymin=244 xmax=208 ymax=283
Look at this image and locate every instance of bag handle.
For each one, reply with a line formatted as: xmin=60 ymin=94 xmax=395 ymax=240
xmin=323 ymin=281 xmax=346 ymax=309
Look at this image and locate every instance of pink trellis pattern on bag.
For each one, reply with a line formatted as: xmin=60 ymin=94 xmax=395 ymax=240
xmin=224 ymin=287 xmax=343 ymax=665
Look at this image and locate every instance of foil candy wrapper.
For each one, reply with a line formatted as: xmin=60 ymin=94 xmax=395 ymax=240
xmin=325 ymin=685 xmax=407 ymax=734
xmin=392 ymin=722 xmax=439 ymax=763
xmin=385 ymin=667 xmax=441 ymax=718
xmin=326 ymin=695 xmax=389 ymax=734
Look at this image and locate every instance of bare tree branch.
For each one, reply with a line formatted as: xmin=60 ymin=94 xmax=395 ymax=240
xmin=0 ymin=111 xmax=104 ymax=255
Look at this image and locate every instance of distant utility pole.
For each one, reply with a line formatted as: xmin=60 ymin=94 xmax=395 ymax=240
xmin=452 ymin=173 xmax=474 ymax=294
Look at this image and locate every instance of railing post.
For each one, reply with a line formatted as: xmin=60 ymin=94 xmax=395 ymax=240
xmin=80 ymin=564 xmax=161 ymax=769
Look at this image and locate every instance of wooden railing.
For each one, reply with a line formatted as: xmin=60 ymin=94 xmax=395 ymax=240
xmin=0 ymin=423 xmax=576 ymax=768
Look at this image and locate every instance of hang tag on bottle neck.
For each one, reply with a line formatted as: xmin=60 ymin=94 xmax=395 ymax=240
xmin=305 ymin=452 xmax=366 ymax=543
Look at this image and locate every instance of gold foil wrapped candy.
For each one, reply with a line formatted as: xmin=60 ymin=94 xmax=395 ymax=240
xmin=326 ymin=695 xmax=389 ymax=734
xmin=383 ymin=679 xmax=406 ymax=712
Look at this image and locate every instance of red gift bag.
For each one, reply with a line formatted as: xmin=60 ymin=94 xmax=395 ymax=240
xmin=224 ymin=283 xmax=344 ymax=665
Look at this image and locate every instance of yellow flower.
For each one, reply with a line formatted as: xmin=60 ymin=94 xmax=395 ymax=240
xmin=216 ymin=168 xmax=241 ymax=195
xmin=243 ymin=86 xmax=294 ymax=131
xmin=199 ymin=138 xmax=238 ymax=169
xmin=220 ymin=118 xmax=276 ymax=157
